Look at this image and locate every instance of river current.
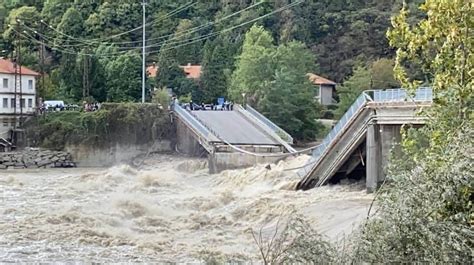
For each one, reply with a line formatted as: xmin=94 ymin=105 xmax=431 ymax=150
xmin=0 ymin=154 xmax=372 ymax=262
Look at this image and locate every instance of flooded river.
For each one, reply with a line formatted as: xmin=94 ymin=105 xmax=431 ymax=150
xmin=0 ymin=154 xmax=372 ymax=262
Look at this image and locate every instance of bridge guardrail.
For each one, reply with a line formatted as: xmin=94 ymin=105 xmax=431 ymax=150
xmin=373 ymin=87 xmax=432 ymax=102
xmin=173 ymin=104 xmax=214 ymax=142
xmin=245 ymin=104 xmax=294 ymax=144
xmin=298 ymin=88 xmax=433 ymax=177
xmin=298 ymin=92 xmax=369 ymax=176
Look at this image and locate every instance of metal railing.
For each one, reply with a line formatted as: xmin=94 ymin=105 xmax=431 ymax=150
xmin=173 ymin=104 xmax=214 ymax=141
xmin=373 ymin=87 xmax=432 ymax=102
xmin=245 ymin=104 xmax=294 ymax=144
xmin=298 ymin=88 xmax=433 ymax=177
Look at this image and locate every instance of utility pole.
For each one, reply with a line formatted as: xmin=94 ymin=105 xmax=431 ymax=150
xmin=18 ymin=22 xmax=23 ymax=127
xmin=13 ymin=22 xmax=19 ymax=129
xmin=141 ymin=0 xmax=146 ymax=103
xmin=38 ymin=23 xmax=45 ymax=111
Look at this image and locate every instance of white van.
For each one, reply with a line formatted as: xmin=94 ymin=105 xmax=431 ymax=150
xmin=44 ymin=100 xmax=65 ymax=108
xmin=43 ymin=100 xmax=65 ymax=111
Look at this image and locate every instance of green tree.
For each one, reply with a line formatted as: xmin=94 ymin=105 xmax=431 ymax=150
xmin=54 ymin=7 xmax=85 ymax=101
xmin=371 ymin=58 xmax=399 ymax=89
xmin=57 ymin=53 xmax=81 ymax=101
xmin=334 ymin=66 xmax=371 ymax=118
xmin=229 ymin=25 xmax=275 ymax=104
xmin=55 ymin=7 xmax=84 ymax=46
xmin=201 ymin=38 xmax=231 ymax=103
xmin=259 ymin=41 xmax=321 ymax=140
xmin=2 ymin=6 xmax=41 ymax=42
xmin=152 ymin=88 xmax=170 ymax=109
xmin=172 ymin=19 xmax=202 ymax=65
xmin=84 ymin=1 xmax=141 ymax=40
xmin=41 ymin=0 xmax=72 ymax=28
xmin=105 ymin=52 xmax=142 ymax=102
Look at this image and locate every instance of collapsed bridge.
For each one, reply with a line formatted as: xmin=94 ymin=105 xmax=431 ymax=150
xmin=173 ymin=88 xmax=432 ymax=193
xmin=297 ymin=88 xmax=432 ymax=191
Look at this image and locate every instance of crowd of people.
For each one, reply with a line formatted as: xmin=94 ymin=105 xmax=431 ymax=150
xmin=38 ymin=103 xmax=81 ymax=114
xmin=172 ymin=96 xmax=235 ymax=112
xmin=37 ymin=99 xmax=101 ymax=114
xmin=83 ymin=102 xmax=101 ymax=112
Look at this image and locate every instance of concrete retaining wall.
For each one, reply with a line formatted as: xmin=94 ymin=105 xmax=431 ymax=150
xmin=209 ymin=152 xmax=283 ymax=173
xmin=0 ymin=149 xmax=74 ymax=169
xmin=66 ymin=140 xmax=172 ymax=167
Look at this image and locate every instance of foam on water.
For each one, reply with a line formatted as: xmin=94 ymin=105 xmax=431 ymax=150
xmin=0 ymin=154 xmax=372 ymax=262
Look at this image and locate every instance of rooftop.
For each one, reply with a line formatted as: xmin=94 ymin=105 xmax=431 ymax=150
xmin=0 ymin=58 xmax=40 ymax=76
xmin=147 ymin=64 xmax=202 ymax=79
xmin=307 ymin=73 xmax=336 ymax=86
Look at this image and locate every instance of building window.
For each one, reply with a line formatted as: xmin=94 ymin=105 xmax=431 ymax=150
xmin=28 ymin=98 xmax=33 ymax=108
xmin=11 ymin=98 xmax=15 ymax=108
xmin=20 ymin=98 xmax=25 ymax=108
xmin=28 ymin=80 xmax=33 ymax=90
xmin=10 ymin=119 xmax=15 ymax=126
xmin=2 ymin=98 xmax=7 ymax=108
xmin=2 ymin=118 xmax=7 ymax=127
xmin=2 ymin=78 xmax=8 ymax=89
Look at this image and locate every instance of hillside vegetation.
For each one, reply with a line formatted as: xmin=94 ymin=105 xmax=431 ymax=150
xmin=0 ymin=0 xmax=423 ymax=140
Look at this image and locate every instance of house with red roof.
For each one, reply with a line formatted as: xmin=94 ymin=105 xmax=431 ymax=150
xmin=307 ymin=73 xmax=337 ymax=105
xmin=0 ymin=58 xmax=40 ymax=138
xmin=147 ymin=63 xmax=202 ymax=79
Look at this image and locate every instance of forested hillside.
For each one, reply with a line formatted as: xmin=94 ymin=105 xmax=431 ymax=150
xmin=0 ymin=0 xmax=424 ymax=140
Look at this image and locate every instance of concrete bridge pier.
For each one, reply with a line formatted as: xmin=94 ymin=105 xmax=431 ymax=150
xmin=366 ymin=123 xmax=402 ymax=193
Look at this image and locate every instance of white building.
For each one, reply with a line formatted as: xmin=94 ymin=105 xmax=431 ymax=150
xmin=0 ymin=58 xmax=40 ymax=139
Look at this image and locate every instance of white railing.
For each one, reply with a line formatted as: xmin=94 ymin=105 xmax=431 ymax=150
xmin=173 ymin=104 xmax=214 ymax=141
xmin=245 ymin=104 xmax=294 ymax=144
xmin=298 ymin=88 xmax=433 ymax=177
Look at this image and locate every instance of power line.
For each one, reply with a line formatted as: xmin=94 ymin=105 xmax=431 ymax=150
xmin=13 ymin=0 xmax=304 ymax=58
xmin=36 ymin=1 xmax=197 ymax=46
xmin=24 ymin=1 xmax=264 ymax=49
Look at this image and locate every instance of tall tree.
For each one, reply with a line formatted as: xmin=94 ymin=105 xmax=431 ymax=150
xmin=260 ymin=41 xmax=321 ymax=140
xmin=229 ymin=25 xmax=275 ymax=104
xmin=41 ymin=0 xmax=72 ymax=28
xmin=55 ymin=7 xmax=85 ymax=101
xmin=201 ymin=38 xmax=231 ymax=103
xmin=334 ymin=66 xmax=371 ymax=118
xmin=370 ymin=58 xmax=399 ymax=89
xmin=55 ymin=7 xmax=84 ymax=46
xmin=2 ymin=6 xmax=41 ymax=42
xmin=105 ymin=52 xmax=142 ymax=102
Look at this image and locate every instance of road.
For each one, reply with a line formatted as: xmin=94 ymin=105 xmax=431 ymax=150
xmin=192 ymin=110 xmax=279 ymax=145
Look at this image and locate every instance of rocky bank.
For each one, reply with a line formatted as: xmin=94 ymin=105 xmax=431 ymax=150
xmin=0 ymin=149 xmax=75 ymax=169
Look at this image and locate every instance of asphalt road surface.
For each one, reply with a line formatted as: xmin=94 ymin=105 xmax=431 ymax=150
xmin=192 ymin=111 xmax=279 ymax=145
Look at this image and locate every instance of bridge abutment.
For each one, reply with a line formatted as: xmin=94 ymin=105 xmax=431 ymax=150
xmin=176 ymin=118 xmax=207 ymax=156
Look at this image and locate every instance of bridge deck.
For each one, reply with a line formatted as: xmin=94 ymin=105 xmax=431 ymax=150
xmin=192 ymin=111 xmax=280 ymax=145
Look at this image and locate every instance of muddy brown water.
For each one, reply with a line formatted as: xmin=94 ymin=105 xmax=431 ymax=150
xmin=0 ymin=154 xmax=372 ymax=262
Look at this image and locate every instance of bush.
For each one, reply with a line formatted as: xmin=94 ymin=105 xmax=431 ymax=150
xmin=25 ymin=103 xmax=172 ymax=149
xmin=350 ymin=127 xmax=473 ymax=263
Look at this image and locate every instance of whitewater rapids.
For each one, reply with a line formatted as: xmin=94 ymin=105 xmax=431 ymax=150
xmin=0 ymin=154 xmax=372 ymax=262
